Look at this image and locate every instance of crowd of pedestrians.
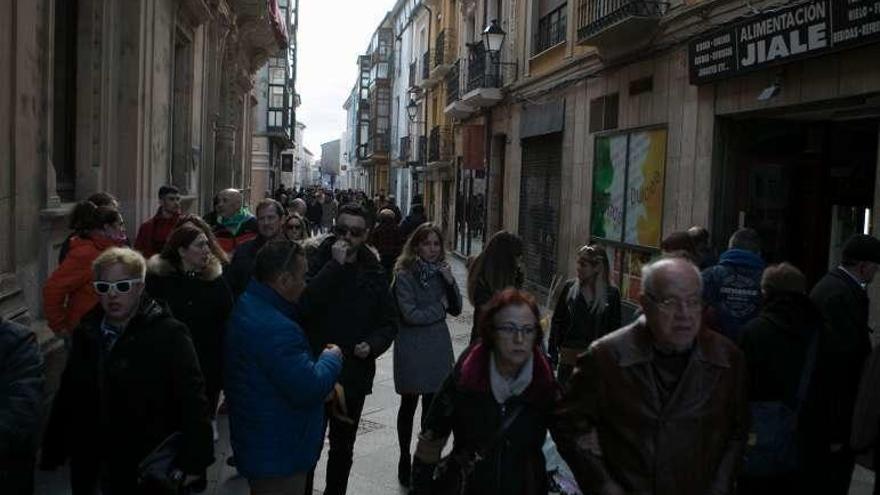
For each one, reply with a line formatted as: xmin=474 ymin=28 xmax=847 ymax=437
xmin=4 ymin=183 xmax=880 ymax=495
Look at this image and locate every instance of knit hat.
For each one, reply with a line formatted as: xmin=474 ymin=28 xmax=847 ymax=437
xmin=842 ymin=234 xmax=880 ymax=264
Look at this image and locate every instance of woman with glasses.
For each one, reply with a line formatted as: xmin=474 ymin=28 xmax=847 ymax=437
xmin=41 ymin=247 xmax=213 ymax=494
xmin=44 ymin=205 xmax=128 ymax=337
xmin=390 ymin=223 xmax=462 ymax=487
xmin=146 ymin=224 xmax=234 ymax=447
xmin=548 ymin=244 xmax=622 ymax=384
xmin=410 ymin=288 xmax=560 ymax=495
xmin=466 ymin=231 xmax=525 ymax=343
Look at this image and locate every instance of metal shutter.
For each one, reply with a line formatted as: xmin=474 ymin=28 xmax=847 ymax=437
xmin=518 ymin=134 xmax=563 ymax=298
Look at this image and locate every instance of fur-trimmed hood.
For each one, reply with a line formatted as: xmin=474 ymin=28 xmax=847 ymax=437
xmin=147 ymin=254 xmax=223 ymax=281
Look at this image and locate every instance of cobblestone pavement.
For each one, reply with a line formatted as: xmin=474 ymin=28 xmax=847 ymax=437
xmin=33 ymin=255 xmax=876 ymax=494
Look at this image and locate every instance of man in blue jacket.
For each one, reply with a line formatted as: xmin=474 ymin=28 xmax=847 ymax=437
xmin=225 ymin=241 xmax=343 ymax=495
xmin=702 ymin=227 xmax=765 ymax=343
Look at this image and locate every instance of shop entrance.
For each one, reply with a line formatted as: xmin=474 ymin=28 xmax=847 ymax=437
xmin=715 ymin=116 xmax=879 ymax=285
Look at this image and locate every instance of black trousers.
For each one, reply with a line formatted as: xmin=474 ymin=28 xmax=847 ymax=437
xmin=315 ymin=389 xmax=367 ymax=495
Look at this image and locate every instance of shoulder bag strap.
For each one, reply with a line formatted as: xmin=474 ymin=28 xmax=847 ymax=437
xmin=473 ymin=403 xmax=526 ymax=462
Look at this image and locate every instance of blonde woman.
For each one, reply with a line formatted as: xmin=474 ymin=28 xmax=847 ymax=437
xmin=391 ymin=223 xmax=463 ymax=487
xmin=548 ymin=244 xmax=621 ymax=384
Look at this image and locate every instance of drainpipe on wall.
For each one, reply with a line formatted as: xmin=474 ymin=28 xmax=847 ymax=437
xmin=482 ymin=0 xmax=493 ymax=243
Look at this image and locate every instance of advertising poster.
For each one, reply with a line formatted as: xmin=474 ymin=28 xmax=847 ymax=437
xmin=624 ymin=130 xmax=667 ymax=247
xmin=590 ymin=135 xmax=628 ymax=242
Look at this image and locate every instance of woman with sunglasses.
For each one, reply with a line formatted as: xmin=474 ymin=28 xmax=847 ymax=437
xmin=410 ymin=288 xmax=560 ymax=495
xmin=41 ymin=247 xmax=213 ymax=494
xmin=284 ymin=212 xmax=308 ymax=242
xmin=390 ymin=223 xmax=462 ymax=487
xmin=548 ymin=244 xmax=621 ymax=384
xmin=44 ymin=205 xmax=128 ymax=337
xmin=146 ymin=224 xmax=234 ymax=444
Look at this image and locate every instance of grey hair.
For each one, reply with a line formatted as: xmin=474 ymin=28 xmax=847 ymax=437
xmin=640 ymin=256 xmax=702 ymax=296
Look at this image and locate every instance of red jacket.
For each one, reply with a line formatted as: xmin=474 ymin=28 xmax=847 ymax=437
xmin=43 ymin=234 xmax=123 ymax=334
xmin=134 ymin=210 xmax=180 ymax=258
xmin=212 ymin=216 xmax=259 ymax=255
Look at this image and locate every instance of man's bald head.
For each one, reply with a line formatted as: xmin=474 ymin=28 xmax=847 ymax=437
xmin=217 ymin=189 xmax=243 ymax=218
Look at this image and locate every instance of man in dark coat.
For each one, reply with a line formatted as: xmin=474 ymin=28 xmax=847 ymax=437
xmin=399 ymin=203 xmax=427 ymax=242
xmin=702 ymin=227 xmax=765 ymax=342
xmin=809 ymin=234 xmax=880 ymax=495
xmin=368 ymin=208 xmax=404 ymax=279
xmin=0 ymin=317 xmax=45 ymax=495
xmin=738 ymin=262 xmax=824 ymax=494
xmin=41 ymin=247 xmax=213 ymax=494
xmin=133 ymin=185 xmax=182 ymax=258
xmin=554 ymin=257 xmax=748 ymax=495
xmin=226 ymin=198 xmax=288 ymax=298
xmin=300 ymin=203 xmax=398 ymax=495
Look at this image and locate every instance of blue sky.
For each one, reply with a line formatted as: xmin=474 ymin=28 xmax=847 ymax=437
xmin=297 ymin=0 xmax=392 ymax=156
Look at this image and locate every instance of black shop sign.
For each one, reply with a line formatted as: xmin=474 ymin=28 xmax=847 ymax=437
xmin=689 ymin=0 xmax=880 ymax=84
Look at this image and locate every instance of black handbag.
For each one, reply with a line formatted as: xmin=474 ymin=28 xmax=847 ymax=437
xmin=137 ymin=432 xmax=184 ymax=494
xmin=431 ymin=404 xmax=524 ymax=495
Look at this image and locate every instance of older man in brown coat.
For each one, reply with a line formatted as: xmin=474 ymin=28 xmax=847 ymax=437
xmin=554 ymin=256 xmax=748 ymax=495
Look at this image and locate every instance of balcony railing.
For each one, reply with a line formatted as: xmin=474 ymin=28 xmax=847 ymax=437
xmin=409 ymin=62 xmax=417 ymax=88
xmin=576 ymin=0 xmax=668 ymax=43
xmin=367 ymin=132 xmax=390 ymax=157
xmin=422 ymin=51 xmax=430 ymax=81
xmin=399 ymin=136 xmax=410 ymax=162
xmin=445 ymin=60 xmax=460 ymax=106
xmin=534 ymin=5 xmax=568 ymax=55
xmin=466 ymin=43 xmax=503 ymax=92
xmin=434 ymin=30 xmax=446 ymax=68
xmin=428 ymin=125 xmax=453 ymax=163
xmin=418 ymin=136 xmax=428 ymax=165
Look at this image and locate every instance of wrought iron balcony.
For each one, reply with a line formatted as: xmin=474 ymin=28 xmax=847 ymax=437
xmin=434 ymin=30 xmax=446 ymax=68
xmin=428 ymin=125 xmax=453 ymax=164
xmin=399 ymin=136 xmax=410 ymax=162
xmin=422 ymin=51 xmax=430 ymax=81
xmin=417 ymin=136 xmax=428 ymax=166
xmin=458 ymin=43 xmax=515 ymax=108
xmin=576 ymin=0 xmax=667 ymax=49
xmin=445 ymin=60 xmax=460 ymax=107
xmin=534 ymin=5 xmax=568 ymax=55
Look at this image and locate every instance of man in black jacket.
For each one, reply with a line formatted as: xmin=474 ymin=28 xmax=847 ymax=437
xmin=301 ymin=203 xmax=398 ymax=495
xmin=810 ymin=234 xmax=880 ymax=495
xmin=226 ymin=198 xmax=288 ymax=298
xmin=0 ymin=317 xmax=45 ymax=495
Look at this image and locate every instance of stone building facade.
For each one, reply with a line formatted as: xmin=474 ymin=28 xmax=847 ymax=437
xmin=1 ymin=0 xmax=287 ymax=346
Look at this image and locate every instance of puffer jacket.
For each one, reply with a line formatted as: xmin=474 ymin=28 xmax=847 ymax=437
xmin=411 ymin=343 xmax=560 ymax=495
xmin=702 ymin=248 xmax=765 ymax=342
xmin=43 ymin=234 xmax=124 ymax=334
xmin=225 ymin=281 xmax=342 ymax=479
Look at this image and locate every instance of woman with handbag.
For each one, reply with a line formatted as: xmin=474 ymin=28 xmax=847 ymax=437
xmin=41 ymin=248 xmax=214 ymax=494
xmin=410 ymin=288 xmax=560 ymax=495
xmin=392 ymin=223 xmax=463 ymax=487
xmin=548 ymin=244 xmax=621 ymax=385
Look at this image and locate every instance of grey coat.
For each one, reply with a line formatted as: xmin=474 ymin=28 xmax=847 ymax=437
xmin=393 ymin=267 xmax=463 ymax=394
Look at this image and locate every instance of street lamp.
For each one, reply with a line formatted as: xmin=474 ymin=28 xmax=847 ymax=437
xmin=482 ymin=19 xmax=506 ymax=52
xmin=406 ymin=98 xmax=419 ymax=122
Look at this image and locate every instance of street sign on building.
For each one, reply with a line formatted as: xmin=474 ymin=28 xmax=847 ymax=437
xmin=689 ymin=0 xmax=880 ymax=84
